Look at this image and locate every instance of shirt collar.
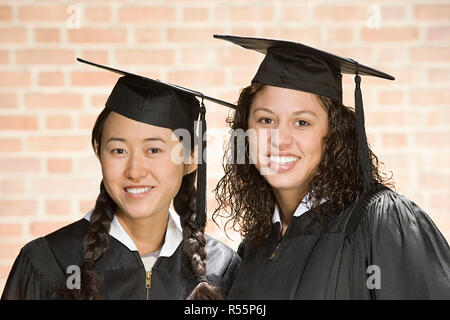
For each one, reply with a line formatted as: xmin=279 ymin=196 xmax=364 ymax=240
xmin=272 ymin=193 xmax=314 ymax=225
xmin=83 ymin=208 xmax=183 ymax=258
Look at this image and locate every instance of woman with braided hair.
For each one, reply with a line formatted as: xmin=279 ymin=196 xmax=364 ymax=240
xmin=2 ymin=60 xmax=240 ymax=300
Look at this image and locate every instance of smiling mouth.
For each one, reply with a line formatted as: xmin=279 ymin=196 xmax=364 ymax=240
xmin=124 ymin=186 xmax=153 ymax=196
xmin=269 ymin=155 xmax=299 ymax=165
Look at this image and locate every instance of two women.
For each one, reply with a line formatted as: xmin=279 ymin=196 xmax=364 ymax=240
xmin=2 ymin=61 xmax=240 ymax=300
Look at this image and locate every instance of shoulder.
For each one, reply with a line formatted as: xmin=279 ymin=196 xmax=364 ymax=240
xmin=204 ymin=235 xmax=241 ymax=276
xmin=44 ymin=218 xmax=90 ymax=268
xmin=345 ymin=188 xmax=431 ymax=234
xmin=205 ymin=235 xmax=240 ymax=266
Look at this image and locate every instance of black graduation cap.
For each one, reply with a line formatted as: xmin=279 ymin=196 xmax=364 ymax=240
xmin=77 ymin=57 xmax=235 ymax=228
xmin=214 ymin=35 xmax=395 ymax=195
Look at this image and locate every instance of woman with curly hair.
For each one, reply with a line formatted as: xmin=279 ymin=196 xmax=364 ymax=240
xmin=213 ymin=35 xmax=450 ymax=299
xmin=2 ymin=60 xmax=240 ymax=300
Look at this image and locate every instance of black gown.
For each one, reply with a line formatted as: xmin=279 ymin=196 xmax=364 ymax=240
xmin=227 ymin=188 xmax=450 ymax=299
xmin=1 ymin=219 xmax=240 ymax=300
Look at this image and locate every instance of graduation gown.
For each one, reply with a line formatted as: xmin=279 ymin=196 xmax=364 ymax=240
xmin=2 ymin=214 xmax=240 ymax=300
xmin=227 ymin=188 xmax=450 ymax=299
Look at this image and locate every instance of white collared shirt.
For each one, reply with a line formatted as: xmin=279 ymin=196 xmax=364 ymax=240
xmin=272 ymin=194 xmax=313 ymax=225
xmin=83 ymin=208 xmax=183 ymax=270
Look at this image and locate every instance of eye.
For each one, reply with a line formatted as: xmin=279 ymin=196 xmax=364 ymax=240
xmin=148 ymin=148 xmax=161 ymax=154
xmin=295 ymin=120 xmax=310 ymax=127
xmin=258 ymin=117 xmax=273 ymax=125
xmin=111 ymin=148 xmax=126 ymax=155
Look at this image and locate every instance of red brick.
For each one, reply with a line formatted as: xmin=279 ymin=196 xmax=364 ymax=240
xmin=0 ymin=242 xmax=24 ymax=260
xmin=0 ymin=138 xmax=22 ymax=152
xmin=0 ymin=71 xmax=31 ymax=87
xmin=118 ymin=6 xmax=176 ymax=22
xmin=326 ymin=27 xmax=355 ymax=42
xmin=47 ymin=159 xmax=72 ymax=173
xmin=410 ymin=89 xmax=450 ymax=106
xmin=0 ymin=6 xmax=12 ymax=21
xmin=29 ymin=135 xmax=89 ymax=152
xmin=415 ymin=131 xmax=450 ymax=148
xmin=380 ymin=6 xmax=406 ymax=20
xmin=68 ymin=28 xmax=126 ymax=43
xmin=31 ymin=178 xmax=99 ymax=195
xmin=167 ymin=70 xmax=225 ymax=87
xmin=381 ymin=133 xmax=407 ymax=148
xmin=25 ymin=93 xmax=83 ymax=109
xmin=217 ymin=48 xmax=261 ymax=66
xmin=280 ymin=6 xmax=309 ymax=21
xmin=79 ymin=199 xmax=96 ymax=214
xmin=427 ymin=69 xmax=449 ymax=82
xmin=414 ymin=5 xmax=450 ymax=20
xmin=411 ymin=47 xmax=450 ymax=62
xmin=378 ymin=91 xmax=404 ymax=106
xmin=38 ymin=72 xmax=65 ymax=86
xmin=182 ymin=7 xmax=209 ymax=21
xmin=71 ymin=71 xmax=119 ymax=86
xmin=0 ymin=50 xmax=8 ymax=64
xmin=18 ymin=5 xmax=67 ymax=21
xmin=0 ymin=116 xmax=38 ymax=130
xmin=0 ymin=28 xmax=27 ymax=43
xmin=262 ymin=27 xmax=322 ymax=43
xmin=362 ymin=27 xmax=418 ymax=42
xmin=0 ymin=179 xmax=25 ymax=194
xmin=0 ymin=200 xmax=38 ymax=216
xmin=167 ymin=27 xmax=226 ymax=43
xmin=85 ymin=6 xmax=111 ymax=22
xmin=314 ymin=5 xmax=366 ymax=21
xmin=426 ymin=26 xmax=450 ymax=41
xmin=34 ymin=28 xmax=60 ymax=43
xmin=115 ymin=50 xmax=174 ymax=65
xmin=419 ymin=173 xmax=450 ymax=189
xmin=134 ymin=28 xmax=163 ymax=43
xmin=79 ymin=114 xmax=98 ymax=130
xmin=46 ymin=200 xmax=71 ymax=215
xmin=0 ymin=94 xmax=18 ymax=108
xmin=45 ymin=114 xmax=72 ymax=129
xmin=0 ymin=158 xmax=40 ymax=173
xmin=0 ymin=223 xmax=23 ymax=238
xmin=79 ymin=51 xmax=109 ymax=64
xmin=17 ymin=49 xmax=75 ymax=65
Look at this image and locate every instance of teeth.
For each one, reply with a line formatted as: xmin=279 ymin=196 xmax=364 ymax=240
xmin=270 ymin=156 xmax=299 ymax=164
xmin=125 ymin=187 xmax=151 ymax=195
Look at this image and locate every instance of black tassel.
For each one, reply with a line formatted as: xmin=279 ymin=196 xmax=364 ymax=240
xmin=195 ymin=98 xmax=207 ymax=227
xmin=354 ymin=62 xmax=376 ymax=195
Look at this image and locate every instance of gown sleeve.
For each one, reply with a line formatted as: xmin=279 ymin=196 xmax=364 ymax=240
xmin=1 ymin=237 xmax=64 ymax=300
xmin=355 ymin=190 xmax=450 ymax=299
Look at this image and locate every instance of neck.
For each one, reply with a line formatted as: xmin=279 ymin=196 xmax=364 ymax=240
xmin=116 ymin=209 xmax=169 ymax=256
xmin=273 ymin=188 xmax=308 ymax=235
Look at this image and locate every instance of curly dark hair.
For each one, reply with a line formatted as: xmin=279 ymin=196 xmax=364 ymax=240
xmin=213 ymin=82 xmax=394 ymax=245
xmin=61 ymin=107 xmax=223 ymax=299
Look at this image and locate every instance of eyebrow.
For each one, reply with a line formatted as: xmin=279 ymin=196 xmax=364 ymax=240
xmin=253 ymin=107 xmax=317 ymax=117
xmin=105 ymin=137 xmax=167 ymax=144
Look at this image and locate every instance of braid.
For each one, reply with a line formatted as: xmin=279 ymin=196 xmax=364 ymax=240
xmin=173 ymin=172 xmax=224 ymax=300
xmin=70 ymin=181 xmax=115 ymax=299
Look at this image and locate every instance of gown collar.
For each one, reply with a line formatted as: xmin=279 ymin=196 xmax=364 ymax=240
xmin=83 ymin=208 xmax=183 ymax=258
xmin=272 ymin=193 xmax=314 ymax=225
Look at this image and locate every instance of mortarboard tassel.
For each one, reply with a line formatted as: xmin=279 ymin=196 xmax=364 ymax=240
xmin=195 ymin=98 xmax=207 ymax=228
xmin=353 ymin=61 xmax=376 ymax=195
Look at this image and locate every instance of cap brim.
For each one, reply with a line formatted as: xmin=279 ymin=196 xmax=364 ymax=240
xmin=77 ymin=58 xmax=237 ymax=109
xmin=214 ymin=35 xmax=395 ymax=81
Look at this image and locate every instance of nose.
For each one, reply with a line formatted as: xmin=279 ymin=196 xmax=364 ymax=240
xmin=124 ymin=153 xmax=147 ymax=181
xmin=271 ymin=124 xmax=292 ymax=152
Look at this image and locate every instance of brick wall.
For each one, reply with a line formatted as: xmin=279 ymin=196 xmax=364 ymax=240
xmin=0 ymin=0 xmax=449 ymax=293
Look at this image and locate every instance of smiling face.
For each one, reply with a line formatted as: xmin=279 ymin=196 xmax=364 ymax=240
xmin=99 ymin=111 xmax=194 ymax=221
xmin=247 ymin=85 xmax=329 ymax=198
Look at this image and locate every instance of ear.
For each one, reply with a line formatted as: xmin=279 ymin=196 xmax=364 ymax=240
xmin=183 ymin=163 xmax=197 ymax=176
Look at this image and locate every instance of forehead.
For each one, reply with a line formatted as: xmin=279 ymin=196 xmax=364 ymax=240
xmin=250 ymin=85 xmax=326 ymax=116
xmin=102 ymin=111 xmax=177 ymax=141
